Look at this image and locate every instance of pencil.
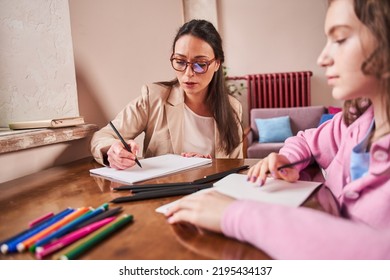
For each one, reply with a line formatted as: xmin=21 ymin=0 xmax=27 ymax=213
xmin=113 ymin=165 xmax=250 ymax=191
xmin=109 ymin=121 xmax=142 ymax=168
xmin=32 ymin=203 xmax=109 ymax=250
xmin=266 ymin=157 xmax=314 ymax=175
xmin=35 ymin=217 xmax=116 ymax=259
xmin=1 ymin=211 xmax=54 ymax=247
xmin=110 ymin=183 xmax=213 ymax=203
xmin=17 ymin=207 xmax=89 ymax=252
xmin=72 ymin=206 xmax=123 ymax=230
xmin=49 ymin=208 xmax=123 ymax=259
xmin=0 ymin=208 xmax=74 ymax=254
xmin=277 ymin=157 xmax=313 ymax=170
xmin=59 ymin=214 xmax=133 ymax=260
xmin=28 ymin=212 xmax=54 ymax=228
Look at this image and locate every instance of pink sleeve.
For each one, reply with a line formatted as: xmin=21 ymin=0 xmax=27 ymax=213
xmin=221 ymin=200 xmax=390 ymax=259
xmin=279 ymin=112 xmax=345 ymax=171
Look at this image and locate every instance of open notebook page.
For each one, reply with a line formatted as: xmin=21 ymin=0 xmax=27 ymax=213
xmin=156 ymin=173 xmax=322 ymax=214
xmin=90 ymin=154 xmax=212 ymax=184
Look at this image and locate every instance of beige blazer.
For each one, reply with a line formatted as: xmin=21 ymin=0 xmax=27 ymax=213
xmin=91 ymin=83 xmax=243 ymax=165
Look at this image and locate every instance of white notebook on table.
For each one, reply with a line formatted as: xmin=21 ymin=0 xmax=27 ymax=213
xmin=90 ymin=154 xmax=212 ymax=184
xmin=156 ymin=173 xmax=322 ymax=214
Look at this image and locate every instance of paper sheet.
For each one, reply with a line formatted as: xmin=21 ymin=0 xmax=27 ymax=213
xmin=156 ymin=173 xmax=322 ymax=214
xmin=89 ymin=154 xmax=212 ymax=184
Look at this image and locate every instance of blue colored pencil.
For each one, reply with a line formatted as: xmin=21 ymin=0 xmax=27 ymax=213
xmin=33 ymin=203 xmax=109 ymax=250
xmin=0 ymin=212 xmax=58 ymax=247
xmin=1 ymin=208 xmax=74 ymax=254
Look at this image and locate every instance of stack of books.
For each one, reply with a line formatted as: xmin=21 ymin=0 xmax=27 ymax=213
xmin=0 ymin=203 xmax=132 ymax=260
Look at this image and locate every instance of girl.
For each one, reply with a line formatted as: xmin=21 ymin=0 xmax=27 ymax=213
xmin=166 ymin=0 xmax=390 ymax=259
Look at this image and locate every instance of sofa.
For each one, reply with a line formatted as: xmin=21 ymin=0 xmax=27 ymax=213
xmin=245 ymin=106 xmax=326 ymax=158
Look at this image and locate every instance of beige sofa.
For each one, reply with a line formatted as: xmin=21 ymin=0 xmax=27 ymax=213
xmin=245 ymin=106 xmax=326 ymax=158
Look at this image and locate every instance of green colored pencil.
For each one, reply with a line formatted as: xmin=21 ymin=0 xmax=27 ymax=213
xmin=59 ymin=214 xmax=133 ymax=260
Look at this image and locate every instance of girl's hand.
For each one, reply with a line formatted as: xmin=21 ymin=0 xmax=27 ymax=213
xmin=107 ymin=140 xmax=140 ymax=170
xmin=247 ymin=152 xmax=300 ymax=186
xmin=181 ymin=152 xmax=212 ymax=159
xmin=165 ymin=190 xmax=235 ymax=233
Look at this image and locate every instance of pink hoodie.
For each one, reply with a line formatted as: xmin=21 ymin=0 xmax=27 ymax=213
xmin=222 ymin=106 xmax=390 ymax=259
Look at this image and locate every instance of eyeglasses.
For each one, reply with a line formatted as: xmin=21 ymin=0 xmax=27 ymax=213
xmin=170 ymin=56 xmax=216 ymax=74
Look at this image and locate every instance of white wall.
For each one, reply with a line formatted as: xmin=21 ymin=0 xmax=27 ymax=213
xmin=0 ymin=0 xmax=79 ymax=127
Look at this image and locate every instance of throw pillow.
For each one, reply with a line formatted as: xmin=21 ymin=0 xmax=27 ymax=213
xmin=255 ymin=116 xmax=293 ymax=143
xmin=328 ymin=106 xmax=342 ymax=114
xmin=318 ymin=113 xmax=335 ymax=126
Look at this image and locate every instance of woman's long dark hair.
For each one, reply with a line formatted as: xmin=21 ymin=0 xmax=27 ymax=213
xmin=159 ymin=19 xmax=242 ymax=155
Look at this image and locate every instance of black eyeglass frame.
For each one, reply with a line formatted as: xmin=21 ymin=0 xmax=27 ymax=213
xmin=170 ymin=55 xmax=216 ymax=74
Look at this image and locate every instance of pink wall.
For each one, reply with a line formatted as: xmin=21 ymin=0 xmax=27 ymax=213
xmin=68 ymin=0 xmax=183 ymax=128
xmin=218 ymin=0 xmax=336 ymax=108
xmin=71 ymin=0 xmax=339 ymax=131
xmin=1 ymin=0 xmax=339 ymax=183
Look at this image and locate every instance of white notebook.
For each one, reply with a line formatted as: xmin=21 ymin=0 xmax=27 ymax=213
xmin=156 ymin=173 xmax=322 ymax=214
xmin=90 ymin=154 xmax=212 ymax=184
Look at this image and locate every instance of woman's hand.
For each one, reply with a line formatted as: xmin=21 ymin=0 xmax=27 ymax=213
xmin=106 ymin=140 xmax=140 ymax=170
xmin=165 ymin=190 xmax=235 ymax=233
xmin=181 ymin=152 xmax=212 ymax=159
xmin=247 ymin=152 xmax=300 ymax=186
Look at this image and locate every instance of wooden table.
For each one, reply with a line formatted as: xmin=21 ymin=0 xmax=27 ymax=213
xmin=0 ymin=157 xmax=338 ymax=260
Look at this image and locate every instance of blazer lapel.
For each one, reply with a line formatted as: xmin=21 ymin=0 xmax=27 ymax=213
xmin=166 ymin=85 xmax=184 ymax=154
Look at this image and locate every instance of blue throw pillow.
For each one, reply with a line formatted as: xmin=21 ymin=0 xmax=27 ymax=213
xmin=255 ymin=116 xmax=293 ymax=143
xmin=318 ymin=113 xmax=335 ymax=126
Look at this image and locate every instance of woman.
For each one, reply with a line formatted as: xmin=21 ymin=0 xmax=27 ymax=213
xmin=166 ymin=0 xmax=390 ymax=259
xmin=91 ymin=19 xmax=243 ymax=169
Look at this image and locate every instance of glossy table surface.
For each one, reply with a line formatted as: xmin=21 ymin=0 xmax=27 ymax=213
xmin=0 ymin=157 xmax=338 ymax=260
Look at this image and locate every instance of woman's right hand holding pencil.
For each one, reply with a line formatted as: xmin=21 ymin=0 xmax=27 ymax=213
xmin=247 ymin=152 xmax=300 ymax=186
xmin=107 ymin=140 xmax=140 ymax=170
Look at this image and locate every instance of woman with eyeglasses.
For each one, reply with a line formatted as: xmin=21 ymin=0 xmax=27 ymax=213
xmin=91 ymin=19 xmax=243 ymax=169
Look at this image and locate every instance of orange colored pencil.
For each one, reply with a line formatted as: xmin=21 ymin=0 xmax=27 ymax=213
xmin=17 ymin=207 xmax=89 ymax=252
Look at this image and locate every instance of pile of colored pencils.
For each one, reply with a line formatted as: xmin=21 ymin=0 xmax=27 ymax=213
xmin=0 ymin=203 xmax=132 ymax=260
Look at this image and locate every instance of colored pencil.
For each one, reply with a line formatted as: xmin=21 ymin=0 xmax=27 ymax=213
xmin=32 ymin=203 xmax=109 ymax=250
xmin=72 ymin=206 xmax=123 ymax=230
xmin=60 ymin=214 xmax=133 ymax=260
xmin=1 ymin=211 xmax=55 ymax=247
xmin=28 ymin=210 xmax=93 ymax=253
xmin=17 ymin=207 xmax=89 ymax=252
xmin=28 ymin=212 xmax=54 ymax=228
xmin=0 ymin=208 xmax=74 ymax=254
xmin=35 ymin=216 xmax=116 ymax=259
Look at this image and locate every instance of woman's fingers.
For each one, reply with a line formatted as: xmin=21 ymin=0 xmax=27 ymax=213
xmin=107 ymin=141 xmax=138 ymax=169
xmin=181 ymin=152 xmax=212 ymax=158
